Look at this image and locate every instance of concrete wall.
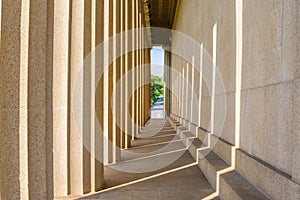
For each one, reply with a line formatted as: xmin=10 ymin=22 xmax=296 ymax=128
xmin=172 ymin=0 xmax=236 ymax=143
xmin=240 ymin=0 xmax=299 ymax=177
xmin=171 ymin=0 xmax=299 ymax=183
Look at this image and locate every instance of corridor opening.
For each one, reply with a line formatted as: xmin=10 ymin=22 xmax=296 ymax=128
xmin=150 ymin=46 xmax=165 ymax=119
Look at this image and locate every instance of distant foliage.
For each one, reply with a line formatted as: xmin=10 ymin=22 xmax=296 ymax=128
xmin=151 ymin=75 xmax=164 ymax=106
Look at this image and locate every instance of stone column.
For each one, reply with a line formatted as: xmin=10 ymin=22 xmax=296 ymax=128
xmin=103 ymin=0 xmax=114 ymax=164
xmin=0 ymin=0 xmax=2 ymax=46
xmin=141 ymin=25 xmax=145 ymax=126
xmin=144 ymin=48 xmax=151 ymax=122
xmin=0 ymin=0 xmax=27 ymax=197
xmin=83 ymin=0 xmax=92 ymax=192
xmin=45 ymin=2 xmax=55 ymax=198
xmin=113 ymin=0 xmax=121 ymax=162
xmin=52 ymin=0 xmax=70 ymax=197
xmin=94 ymin=0 xmax=104 ymax=191
xmin=120 ymin=0 xmax=127 ymax=149
xmin=143 ymin=47 xmax=147 ymax=123
xmin=90 ymin=0 xmax=96 ymax=190
xmin=126 ymin=0 xmax=133 ymax=146
xmin=181 ymin=66 xmax=185 ymax=120
xmin=69 ymin=0 xmax=84 ymax=195
xmin=170 ymin=54 xmax=175 ymax=117
xmin=170 ymin=54 xmax=174 ymax=118
xmin=177 ymin=59 xmax=180 ymax=119
xmin=27 ymin=0 xmax=54 ymax=198
xmin=174 ymin=55 xmax=178 ymax=118
xmin=198 ymin=44 xmax=203 ymax=126
xmin=187 ymin=61 xmax=192 ymax=122
xmin=139 ymin=14 xmax=144 ymax=126
xmin=138 ymin=1 xmax=141 ymax=127
xmin=164 ymin=48 xmax=171 ymax=117
xmin=131 ymin=0 xmax=136 ymax=140
xmin=69 ymin=0 xmax=92 ymax=195
xmin=137 ymin=12 xmax=142 ymax=129
xmin=107 ymin=0 xmax=114 ymax=164
xmin=133 ymin=0 xmax=139 ymax=136
xmin=190 ymin=56 xmax=195 ymax=122
xmin=0 ymin=11 xmax=1 ymax=191
xmin=136 ymin=0 xmax=141 ymax=134
xmin=137 ymin=1 xmax=141 ymax=131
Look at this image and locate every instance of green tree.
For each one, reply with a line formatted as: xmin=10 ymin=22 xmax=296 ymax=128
xmin=151 ymin=75 xmax=164 ymax=106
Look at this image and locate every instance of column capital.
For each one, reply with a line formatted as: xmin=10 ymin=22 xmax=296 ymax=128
xmin=162 ymin=45 xmax=171 ymax=52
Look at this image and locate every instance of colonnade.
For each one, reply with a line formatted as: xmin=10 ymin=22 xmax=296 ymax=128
xmin=1 ymin=0 xmax=300 ymax=199
xmin=0 ymin=0 xmax=151 ymax=199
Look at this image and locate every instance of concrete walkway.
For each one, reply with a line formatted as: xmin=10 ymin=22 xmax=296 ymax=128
xmin=151 ymin=96 xmax=165 ymax=119
xmin=79 ymin=119 xmax=216 ymax=200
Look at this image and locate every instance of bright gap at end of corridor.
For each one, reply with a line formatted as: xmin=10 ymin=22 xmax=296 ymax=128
xmin=151 ymin=46 xmax=165 ymax=119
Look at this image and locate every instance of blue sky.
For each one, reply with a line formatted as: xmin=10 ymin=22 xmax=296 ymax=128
xmin=151 ymin=46 xmax=164 ymax=78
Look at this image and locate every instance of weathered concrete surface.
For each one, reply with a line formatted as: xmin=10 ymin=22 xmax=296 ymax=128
xmin=240 ymin=0 xmax=299 ymax=176
xmin=171 ymin=0 xmax=300 ymax=198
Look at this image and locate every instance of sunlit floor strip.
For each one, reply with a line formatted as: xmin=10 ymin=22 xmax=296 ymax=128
xmin=136 ymin=133 xmax=177 ymax=140
xmin=140 ymin=129 xmax=175 ymax=133
xmin=77 ymin=162 xmax=198 ymax=199
xmin=110 ymin=148 xmax=187 ymax=164
xmin=129 ymin=139 xmax=181 ymax=149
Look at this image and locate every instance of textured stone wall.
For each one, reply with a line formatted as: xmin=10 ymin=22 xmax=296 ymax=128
xmin=171 ymin=0 xmax=299 ymax=183
xmin=240 ymin=0 xmax=299 ymax=177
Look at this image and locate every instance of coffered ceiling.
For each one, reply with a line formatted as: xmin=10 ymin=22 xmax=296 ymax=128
xmin=144 ymin=0 xmax=178 ymax=45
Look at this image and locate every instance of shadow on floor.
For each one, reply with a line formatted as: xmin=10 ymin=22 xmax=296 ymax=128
xmin=78 ymin=119 xmax=214 ymax=200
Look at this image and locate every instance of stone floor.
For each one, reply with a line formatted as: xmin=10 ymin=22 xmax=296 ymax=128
xmin=79 ymin=119 xmax=216 ymax=200
xmin=151 ymin=96 xmax=165 ymax=119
